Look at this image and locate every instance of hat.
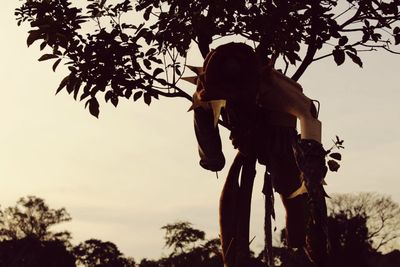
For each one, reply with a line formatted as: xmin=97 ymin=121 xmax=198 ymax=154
xmin=200 ymin=42 xmax=260 ymax=102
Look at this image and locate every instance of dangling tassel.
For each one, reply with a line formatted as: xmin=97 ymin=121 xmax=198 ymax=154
xmin=263 ymin=171 xmax=275 ymax=267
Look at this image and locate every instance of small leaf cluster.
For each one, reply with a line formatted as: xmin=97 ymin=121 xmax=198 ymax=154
xmin=332 ymin=0 xmax=400 ymax=67
xmin=326 ymin=135 xmax=344 ymax=172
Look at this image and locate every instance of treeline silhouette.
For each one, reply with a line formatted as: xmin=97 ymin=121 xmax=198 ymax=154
xmin=0 ymin=194 xmax=398 ymax=267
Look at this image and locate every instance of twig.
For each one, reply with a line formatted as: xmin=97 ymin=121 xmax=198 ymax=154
xmin=313 ymin=53 xmax=333 ymax=62
xmin=333 ymin=3 xmax=357 ymax=20
xmin=283 ymin=56 xmax=289 ymax=75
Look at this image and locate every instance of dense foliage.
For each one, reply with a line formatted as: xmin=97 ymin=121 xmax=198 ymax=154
xmin=74 ymin=239 xmax=136 ymax=267
xmin=15 ymin=0 xmax=400 ymax=117
xmin=0 ymin=196 xmax=71 ymax=243
xmin=328 ymin=192 xmax=400 ymax=252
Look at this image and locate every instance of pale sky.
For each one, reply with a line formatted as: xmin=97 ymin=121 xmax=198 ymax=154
xmin=1 ymin=1 xmax=399 ymax=261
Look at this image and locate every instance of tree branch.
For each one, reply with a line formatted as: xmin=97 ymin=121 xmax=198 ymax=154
xmin=333 ymin=3 xmax=357 ymax=20
xmin=283 ymin=55 xmax=289 ymax=75
xmin=340 ymin=28 xmax=365 ymax=32
xmin=291 ymin=0 xmax=321 ymax=81
xmin=313 ymin=53 xmax=333 ymax=62
xmin=339 ymin=4 xmax=362 ymax=29
xmin=382 ymin=46 xmax=400 ymax=55
xmin=150 ymin=77 xmax=192 ymax=101
xmin=146 ymin=87 xmax=191 ymax=100
xmin=368 ymin=220 xmax=385 ymax=239
xmin=133 ymin=70 xmax=193 ymax=102
xmin=291 ymin=45 xmax=317 ymax=81
xmin=374 ymin=231 xmax=399 ymax=251
xmin=361 ymin=44 xmax=400 ymax=55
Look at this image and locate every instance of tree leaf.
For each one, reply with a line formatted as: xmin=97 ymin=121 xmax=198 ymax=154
xmin=158 ymin=79 xmax=167 ymax=86
xmin=68 ymin=66 xmax=77 ymax=73
xmin=371 ymin=33 xmax=381 ymax=42
xmin=395 ymin=35 xmax=400 ymax=45
xmin=345 ymin=45 xmax=357 ymax=54
xmin=333 ymin=48 xmax=345 ymax=66
xmin=145 ymin=48 xmax=157 ymax=56
xmin=73 ymin=79 xmax=82 ymax=100
xmin=80 ymin=91 xmax=90 ymax=101
xmin=66 ymin=75 xmax=77 ymax=94
xmin=329 ymin=152 xmax=342 ymax=161
xmin=105 ymin=91 xmax=113 ymax=102
xmin=151 ymin=91 xmax=159 ymax=100
xmin=175 ymin=66 xmax=182 ymax=76
xmin=52 ymin=59 xmax=62 ymax=72
xmin=120 ymin=33 xmax=128 ymax=42
xmin=88 ymin=98 xmax=99 ymax=118
xmin=339 ymin=36 xmax=348 ymax=46
xmin=362 ymin=33 xmax=370 ymax=43
xmin=143 ymin=59 xmax=151 ymax=70
xmin=80 ymin=83 xmax=92 ymax=101
xmin=153 ymin=68 xmax=163 ymax=77
xmin=55 ymin=75 xmax=70 ymax=95
xmin=40 ymin=41 xmax=47 ymax=51
xmin=111 ymin=95 xmax=118 ymax=107
xmin=144 ymin=6 xmax=153 ymax=21
xmin=144 ymin=92 xmax=151 ymax=105
xmin=133 ymin=91 xmax=143 ymax=101
xmin=27 ymin=30 xmax=42 ymax=47
xmin=38 ymin=54 xmax=58 ymax=62
xmin=328 ymin=160 xmax=340 ymax=172
xmin=124 ymin=89 xmax=132 ymax=99
xmin=335 ymin=135 xmax=344 ymax=146
xmin=149 ymin=56 xmax=163 ymax=64
xmin=346 ymin=52 xmax=363 ymax=68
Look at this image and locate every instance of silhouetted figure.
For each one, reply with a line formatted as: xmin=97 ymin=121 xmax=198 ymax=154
xmin=190 ymin=43 xmax=329 ymax=267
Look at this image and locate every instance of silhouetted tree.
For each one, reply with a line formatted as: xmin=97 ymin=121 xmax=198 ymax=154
xmin=0 ymin=237 xmax=76 ymax=267
xmin=0 ymin=196 xmax=76 ymax=266
xmin=328 ymin=192 xmax=400 ymax=252
xmin=73 ymin=238 xmax=135 ymax=267
xmin=139 ymin=258 xmax=160 ymax=267
xmin=0 ymin=196 xmax=71 ymax=244
xmin=161 ymin=221 xmax=205 ymax=255
xmin=14 ymin=0 xmax=400 ymax=117
xmin=327 ymin=212 xmax=372 ymax=267
xmin=271 ymin=247 xmax=312 ymax=267
xmin=0 ymin=196 xmax=139 ymax=267
xmin=274 ymin=193 xmax=400 ymax=267
xmin=139 ymin=221 xmax=223 ymax=267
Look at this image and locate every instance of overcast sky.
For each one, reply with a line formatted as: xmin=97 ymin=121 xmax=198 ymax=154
xmin=1 ymin=1 xmax=399 ymax=261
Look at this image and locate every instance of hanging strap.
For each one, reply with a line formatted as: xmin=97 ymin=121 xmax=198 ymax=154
xmin=263 ymin=171 xmax=275 ymax=267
